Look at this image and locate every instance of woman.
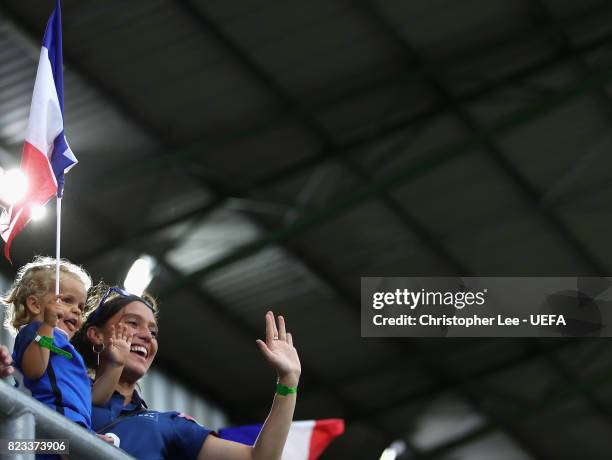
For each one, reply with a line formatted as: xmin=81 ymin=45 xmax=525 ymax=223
xmin=73 ymin=287 xmax=301 ymax=460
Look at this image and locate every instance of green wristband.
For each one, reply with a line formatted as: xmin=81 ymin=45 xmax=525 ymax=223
xmin=36 ymin=335 xmax=54 ymax=349
xmin=276 ymin=382 xmax=297 ymax=396
xmin=35 ymin=335 xmax=73 ymax=360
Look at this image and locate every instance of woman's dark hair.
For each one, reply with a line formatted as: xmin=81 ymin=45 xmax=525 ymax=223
xmin=72 ymin=284 xmax=158 ymax=370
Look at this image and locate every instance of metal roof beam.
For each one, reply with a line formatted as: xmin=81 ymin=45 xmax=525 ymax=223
xmin=526 ymin=0 xmax=612 ymax=122
xmin=246 ymin=26 xmax=612 ymax=192
xmin=172 ymin=0 xmax=468 ymax=275
xmin=333 ymin=6 xmax=611 ymax=447
xmin=406 ymin=340 xmax=548 ymax=460
xmin=75 ymin=25 xmax=612 ymax=264
xmin=522 ymin=2 xmax=612 ymax=424
xmin=157 ymin=57 xmax=612 ymax=298
xmin=357 ymin=0 xmax=606 ymax=277
xmin=80 ymin=1 xmax=612 ymax=195
xmin=412 ymin=362 xmax=612 ymax=458
xmin=531 ymin=338 xmax=612 ymax=430
xmin=344 ymin=338 xmax=584 ymax=422
xmin=0 ymin=3 xmax=175 ymax=148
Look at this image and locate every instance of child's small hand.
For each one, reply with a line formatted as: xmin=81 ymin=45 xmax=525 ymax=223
xmin=43 ymin=297 xmax=64 ymax=328
xmin=104 ymin=324 xmax=133 ymax=367
xmin=97 ymin=434 xmax=116 ymax=446
xmin=0 ymin=345 xmax=14 ymax=378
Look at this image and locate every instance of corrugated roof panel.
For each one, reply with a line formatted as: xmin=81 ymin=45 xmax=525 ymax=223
xmin=315 ymin=78 xmax=438 ymax=144
xmin=59 ymin=1 xmax=277 ymax=140
xmin=379 ymin=0 xmax=525 ymax=58
xmin=200 ymin=0 xmax=400 ymax=96
xmin=194 ymin=121 xmax=320 ymax=185
xmin=440 ymin=432 xmax=531 ymax=460
xmin=498 ymin=94 xmax=611 ymax=193
xmin=165 ymin=208 xmax=260 ymax=274
xmin=202 ymin=246 xmax=324 ymax=313
xmin=0 ymin=14 xmax=159 ymax=169
xmin=545 ymin=0 xmax=605 ymax=19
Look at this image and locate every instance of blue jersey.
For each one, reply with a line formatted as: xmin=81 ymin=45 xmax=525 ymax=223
xmin=12 ymin=322 xmax=92 ymax=429
xmin=92 ymin=391 xmax=213 ymax=460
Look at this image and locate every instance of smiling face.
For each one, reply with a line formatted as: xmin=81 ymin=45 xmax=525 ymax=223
xmin=30 ymin=275 xmax=87 ymax=339
xmin=100 ymin=300 xmax=159 ymax=381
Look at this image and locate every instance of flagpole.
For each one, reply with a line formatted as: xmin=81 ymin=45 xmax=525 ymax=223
xmin=55 ymin=196 xmax=61 ymax=296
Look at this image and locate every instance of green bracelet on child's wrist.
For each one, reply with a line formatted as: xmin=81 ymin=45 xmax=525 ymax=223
xmin=34 ymin=335 xmax=73 ymax=360
xmin=276 ymin=382 xmax=297 ymax=396
xmin=35 ymin=335 xmax=53 ymax=348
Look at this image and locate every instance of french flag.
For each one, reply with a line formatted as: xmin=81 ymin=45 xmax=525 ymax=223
xmin=0 ymin=0 xmax=76 ymax=260
xmin=219 ymin=419 xmax=344 ymax=460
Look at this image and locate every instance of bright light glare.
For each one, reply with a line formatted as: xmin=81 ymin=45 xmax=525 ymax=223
xmin=380 ymin=448 xmax=398 ymax=460
xmin=379 ymin=441 xmax=406 ymax=460
xmin=124 ymin=254 xmax=156 ymax=296
xmin=30 ymin=205 xmax=47 ymax=221
xmin=0 ymin=169 xmax=29 ymax=205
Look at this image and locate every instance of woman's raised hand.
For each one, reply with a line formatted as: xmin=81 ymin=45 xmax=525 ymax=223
xmin=256 ymin=311 xmax=301 ymax=386
xmin=105 ymin=323 xmax=133 ymax=367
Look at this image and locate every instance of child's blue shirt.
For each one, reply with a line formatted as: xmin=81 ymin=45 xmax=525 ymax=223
xmin=12 ymin=321 xmax=92 ymax=429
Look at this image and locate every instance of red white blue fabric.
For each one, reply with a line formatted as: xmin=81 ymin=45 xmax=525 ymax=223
xmin=0 ymin=0 xmax=76 ymax=260
xmin=219 ymin=419 xmax=344 ymax=460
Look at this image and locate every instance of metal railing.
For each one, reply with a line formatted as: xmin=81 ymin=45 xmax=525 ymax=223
xmin=0 ymin=380 xmax=134 ymax=460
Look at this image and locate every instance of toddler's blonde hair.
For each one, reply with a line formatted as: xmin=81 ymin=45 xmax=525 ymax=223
xmin=2 ymin=256 xmax=92 ymax=333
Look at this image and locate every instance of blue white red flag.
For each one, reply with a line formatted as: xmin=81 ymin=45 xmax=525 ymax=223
xmin=219 ymin=419 xmax=344 ymax=460
xmin=0 ymin=0 xmax=76 ymax=261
